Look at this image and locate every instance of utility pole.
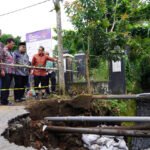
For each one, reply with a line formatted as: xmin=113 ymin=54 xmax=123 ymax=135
xmin=53 ymin=0 xmax=65 ymax=95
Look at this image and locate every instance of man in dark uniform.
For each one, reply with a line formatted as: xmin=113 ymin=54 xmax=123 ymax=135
xmin=13 ymin=42 xmax=30 ymax=102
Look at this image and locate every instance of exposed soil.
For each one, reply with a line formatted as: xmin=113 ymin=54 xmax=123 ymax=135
xmin=3 ymin=95 xmax=119 ymax=150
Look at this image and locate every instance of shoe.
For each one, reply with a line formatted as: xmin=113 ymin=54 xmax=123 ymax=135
xmin=1 ymin=100 xmax=13 ymax=106
xmin=42 ymin=93 xmax=47 ymax=99
xmin=7 ymin=102 xmax=14 ymax=106
xmin=46 ymin=92 xmax=51 ymax=95
xmin=1 ymin=102 xmax=14 ymax=106
xmin=21 ymin=97 xmax=26 ymax=101
xmin=52 ymin=91 xmax=56 ymax=94
xmin=15 ymin=99 xmax=22 ymax=103
xmin=35 ymin=95 xmax=40 ymax=100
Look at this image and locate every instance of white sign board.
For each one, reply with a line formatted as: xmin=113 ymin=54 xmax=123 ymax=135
xmin=112 ymin=60 xmax=121 ymax=72
xmin=26 ymin=29 xmax=52 ymax=61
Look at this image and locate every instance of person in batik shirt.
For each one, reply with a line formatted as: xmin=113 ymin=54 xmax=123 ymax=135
xmin=0 ymin=38 xmax=15 ymax=105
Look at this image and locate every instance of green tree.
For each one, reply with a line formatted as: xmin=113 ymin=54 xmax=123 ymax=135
xmin=65 ymin=0 xmax=108 ymax=93
xmin=62 ymin=30 xmax=83 ymax=54
xmin=0 ymin=34 xmax=21 ymax=50
xmin=53 ymin=29 xmax=83 ymax=54
xmin=64 ymin=0 xmax=150 ymax=93
xmin=65 ymin=0 xmax=134 ymax=93
xmin=125 ymin=0 xmax=150 ymax=92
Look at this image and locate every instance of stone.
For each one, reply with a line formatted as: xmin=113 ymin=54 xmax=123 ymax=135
xmin=15 ymin=123 xmax=23 ymax=129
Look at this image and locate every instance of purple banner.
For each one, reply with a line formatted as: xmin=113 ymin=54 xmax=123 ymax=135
xmin=26 ymin=29 xmax=51 ymax=43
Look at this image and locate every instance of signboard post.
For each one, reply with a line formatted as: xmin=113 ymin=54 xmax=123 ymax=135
xmin=112 ymin=61 xmax=121 ymax=72
xmin=109 ymin=59 xmax=126 ymax=94
xmin=26 ymin=29 xmax=52 ymax=61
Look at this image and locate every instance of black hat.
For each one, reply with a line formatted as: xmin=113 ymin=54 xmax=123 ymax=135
xmin=19 ymin=42 xmax=26 ymax=46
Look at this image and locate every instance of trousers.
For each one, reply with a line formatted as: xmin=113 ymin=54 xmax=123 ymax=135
xmin=1 ymin=73 xmax=13 ymax=105
xmin=14 ymin=75 xmax=28 ymax=100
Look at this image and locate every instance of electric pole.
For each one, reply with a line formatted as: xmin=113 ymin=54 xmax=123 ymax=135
xmin=53 ymin=0 xmax=65 ymax=95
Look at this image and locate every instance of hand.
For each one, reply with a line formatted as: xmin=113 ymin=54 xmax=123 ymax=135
xmin=55 ymin=58 xmax=61 ymax=63
xmin=30 ymin=70 xmax=33 ymax=75
xmin=58 ymin=60 xmax=61 ymax=63
xmin=54 ymin=58 xmax=58 ymax=62
xmin=1 ymin=70 xmax=5 ymax=77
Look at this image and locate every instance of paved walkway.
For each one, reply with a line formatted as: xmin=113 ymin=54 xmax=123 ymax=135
xmin=0 ymin=106 xmax=34 ymax=150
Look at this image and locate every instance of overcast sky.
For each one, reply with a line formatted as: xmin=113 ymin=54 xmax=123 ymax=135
xmin=0 ymin=0 xmax=74 ymax=42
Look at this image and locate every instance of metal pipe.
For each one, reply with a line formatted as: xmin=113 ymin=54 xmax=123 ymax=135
xmin=95 ymin=124 xmax=150 ymax=130
xmin=92 ymin=93 xmax=150 ymax=100
xmin=45 ymin=116 xmax=150 ymax=122
xmin=0 ymin=63 xmax=78 ymax=72
xmin=46 ymin=124 xmax=150 ymax=130
xmin=92 ymin=94 xmax=137 ymax=99
xmin=45 ymin=126 xmax=150 ymax=137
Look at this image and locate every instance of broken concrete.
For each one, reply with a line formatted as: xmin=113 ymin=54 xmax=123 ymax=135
xmin=0 ymin=106 xmax=34 ymax=150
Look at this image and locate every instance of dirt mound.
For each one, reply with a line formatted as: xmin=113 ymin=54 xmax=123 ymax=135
xmin=4 ymin=96 xmax=117 ymax=150
xmin=29 ymin=99 xmax=90 ymax=119
xmin=28 ymin=95 xmax=111 ymax=120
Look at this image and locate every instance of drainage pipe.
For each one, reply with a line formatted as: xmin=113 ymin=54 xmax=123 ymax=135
xmin=92 ymin=93 xmax=150 ymax=100
xmin=45 ymin=126 xmax=150 ymax=137
xmin=45 ymin=116 xmax=150 ymax=122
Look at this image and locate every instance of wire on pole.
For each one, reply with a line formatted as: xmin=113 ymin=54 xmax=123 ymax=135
xmin=0 ymin=0 xmax=50 ymax=17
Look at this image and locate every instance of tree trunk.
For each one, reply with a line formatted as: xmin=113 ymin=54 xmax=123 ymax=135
xmin=85 ymin=36 xmax=91 ymax=94
xmin=54 ymin=0 xmax=65 ymax=95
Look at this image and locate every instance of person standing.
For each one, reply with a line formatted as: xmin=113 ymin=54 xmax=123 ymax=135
xmin=13 ymin=42 xmax=30 ymax=102
xmin=0 ymin=42 xmax=4 ymax=60
xmin=32 ymin=46 xmax=57 ymax=99
xmin=0 ymin=38 xmax=15 ymax=105
xmin=45 ymin=52 xmax=57 ymax=94
xmin=0 ymin=42 xmax=4 ymax=99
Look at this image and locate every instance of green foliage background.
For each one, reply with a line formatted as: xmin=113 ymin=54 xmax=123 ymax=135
xmin=63 ymin=0 xmax=150 ymax=93
xmin=0 ymin=34 xmax=21 ymax=50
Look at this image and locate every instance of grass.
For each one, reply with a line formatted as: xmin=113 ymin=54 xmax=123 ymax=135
xmin=90 ymin=59 xmax=109 ymax=81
